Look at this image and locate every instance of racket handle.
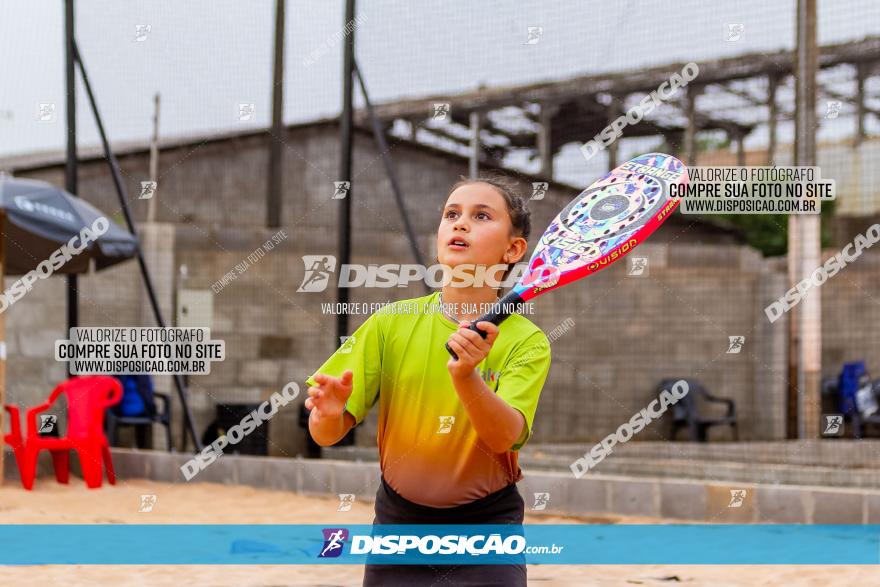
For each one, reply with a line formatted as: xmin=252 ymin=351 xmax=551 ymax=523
xmin=445 ymin=291 xmax=526 ymax=360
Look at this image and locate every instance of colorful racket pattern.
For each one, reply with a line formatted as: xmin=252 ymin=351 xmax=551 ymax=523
xmin=446 ymin=152 xmax=687 ymax=359
xmin=515 ymin=152 xmax=687 ymax=301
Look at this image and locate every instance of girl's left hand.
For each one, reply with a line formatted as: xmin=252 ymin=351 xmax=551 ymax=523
xmin=446 ymin=320 xmax=499 ymax=379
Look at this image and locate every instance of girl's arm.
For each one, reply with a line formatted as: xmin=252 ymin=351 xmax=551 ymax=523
xmin=446 ymin=321 xmax=526 ymax=453
xmin=309 ymin=410 xmax=357 ymax=446
xmin=450 ymin=368 xmax=526 ymax=453
xmin=307 ymin=371 xmax=357 ymax=446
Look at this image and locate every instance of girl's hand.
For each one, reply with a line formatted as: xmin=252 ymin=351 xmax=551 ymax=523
xmin=306 ymin=370 xmax=353 ymax=423
xmin=446 ymin=321 xmax=499 ymax=380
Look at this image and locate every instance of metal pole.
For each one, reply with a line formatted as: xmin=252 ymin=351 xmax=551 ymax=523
xmin=353 ymin=60 xmax=429 ymax=291
xmin=855 ymin=63 xmax=866 ymax=147
xmin=792 ymin=0 xmax=820 ymax=438
xmin=267 ymin=0 xmax=285 ymax=228
xmin=735 ymin=130 xmax=746 ymax=166
xmin=537 ymin=103 xmax=557 ymax=178
xmin=64 ymin=0 xmax=78 ymax=376
xmin=607 ymin=100 xmax=620 ymax=170
xmin=786 ymin=217 xmax=800 ymax=439
xmin=469 ymin=111 xmax=481 ymax=178
xmin=147 ymin=93 xmax=160 ymax=223
xmin=336 ymin=0 xmax=355 ymax=370
xmin=767 ymin=75 xmax=779 ymax=165
xmin=684 ymin=86 xmax=699 ymax=166
xmin=73 ymin=41 xmax=202 ymax=451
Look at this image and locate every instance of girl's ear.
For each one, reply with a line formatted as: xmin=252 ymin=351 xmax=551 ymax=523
xmin=506 ymin=236 xmax=528 ymax=264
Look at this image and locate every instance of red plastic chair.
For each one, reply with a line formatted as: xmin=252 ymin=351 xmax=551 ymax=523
xmin=3 ymin=404 xmax=25 ymax=478
xmin=8 ymin=376 xmax=122 ymax=490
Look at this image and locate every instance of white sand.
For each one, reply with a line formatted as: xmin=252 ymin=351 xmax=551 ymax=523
xmin=0 ymin=479 xmax=876 ymax=586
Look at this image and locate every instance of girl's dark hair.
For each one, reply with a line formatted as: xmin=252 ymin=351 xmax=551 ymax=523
xmin=447 ymin=173 xmax=533 ymax=287
xmin=448 ymin=173 xmax=532 ymax=241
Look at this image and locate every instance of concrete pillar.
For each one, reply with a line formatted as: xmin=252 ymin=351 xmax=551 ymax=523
xmin=767 ymin=75 xmax=779 ymax=165
xmin=735 ymin=130 xmax=746 ymax=166
xmin=469 ymin=111 xmax=481 ymax=178
xmin=607 ymin=100 xmax=621 ymax=170
xmin=684 ymin=86 xmax=701 ymax=165
xmin=138 ymin=222 xmax=176 ymax=449
xmin=855 ymin=63 xmax=866 ymax=147
xmin=537 ymin=103 xmax=559 ymax=179
xmin=792 ymin=0 xmax=820 ymax=438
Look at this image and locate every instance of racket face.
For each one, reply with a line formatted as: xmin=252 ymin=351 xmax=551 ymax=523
xmin=514 ymin=153 xmax=687 ymax=301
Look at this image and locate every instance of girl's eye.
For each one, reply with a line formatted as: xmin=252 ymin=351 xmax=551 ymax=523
xmin=445 ymin=210 xmax=458 ymax=219
xmin=476 ymin=212 xmax=490 ymax=220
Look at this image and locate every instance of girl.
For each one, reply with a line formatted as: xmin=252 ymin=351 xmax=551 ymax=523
xmin=306 ymin=174 xmax=552 ymax=586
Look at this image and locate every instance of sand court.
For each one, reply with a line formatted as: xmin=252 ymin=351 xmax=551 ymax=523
xmin=0 ymin=480 xmax=876 ymax=586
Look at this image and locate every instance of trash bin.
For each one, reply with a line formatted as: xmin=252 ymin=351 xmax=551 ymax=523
xmin=202 ymin=403 xmax=269 ymax=456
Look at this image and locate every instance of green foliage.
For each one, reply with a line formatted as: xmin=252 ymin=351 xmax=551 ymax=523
xmin=699 ymin=192 xmax=836 ymax=257
xmin=708 ymin=212 xmax=789 ymax=256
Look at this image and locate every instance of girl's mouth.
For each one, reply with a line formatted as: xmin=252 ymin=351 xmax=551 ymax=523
xmin=448 ymin=237 xmax=470 ymax=250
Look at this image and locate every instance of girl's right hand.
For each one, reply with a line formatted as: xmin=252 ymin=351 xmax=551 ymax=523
xmin=305 ymin=370 xmax=354 ymax=422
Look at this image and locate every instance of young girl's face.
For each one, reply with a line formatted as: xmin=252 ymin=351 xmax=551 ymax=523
xmin=437 ymin=182 xmax=526 ymax=276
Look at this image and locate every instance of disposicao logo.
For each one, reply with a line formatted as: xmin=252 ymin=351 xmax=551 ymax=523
xmin=297 ymin=255 xmax=542 ymax=292
xmin=319 ymin=528 xmax=348 ymax=558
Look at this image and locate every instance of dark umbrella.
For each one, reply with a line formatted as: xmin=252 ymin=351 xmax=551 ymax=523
xmin=0 ymin=176 xmax=138 ymax=476
xmin=0 ymin=175 xmax=138 ymax=275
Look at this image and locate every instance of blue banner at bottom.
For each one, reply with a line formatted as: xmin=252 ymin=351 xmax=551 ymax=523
xmin=0 ymin=525 xmax=878 ymax=565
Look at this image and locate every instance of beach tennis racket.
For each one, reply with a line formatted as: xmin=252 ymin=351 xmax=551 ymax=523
xmin=446 ymin=152 xmax=688 ymax=360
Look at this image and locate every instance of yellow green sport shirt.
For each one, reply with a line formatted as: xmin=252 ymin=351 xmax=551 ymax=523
xmin=306 ymin=291 xmax=551 ymax=508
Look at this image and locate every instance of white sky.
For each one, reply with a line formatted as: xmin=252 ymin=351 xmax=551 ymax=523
xmin=1 ymin=0 xmax=878 ymax=182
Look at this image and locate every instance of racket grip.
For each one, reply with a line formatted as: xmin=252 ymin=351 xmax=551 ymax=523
xmin=445 ymin=291 xmax=525 ymax=360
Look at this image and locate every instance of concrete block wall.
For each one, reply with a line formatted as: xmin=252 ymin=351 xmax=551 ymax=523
xmin=530 ymin=243 xmax=789 ymax=444
xmin=7 ymin=447 xmax=880 ymax=524
xmin=3 ymin=276 xmax=67 ymax=406
xmin=5 ymin=226 xmax=779 ymax=457
xmin=25 ymin=449 xmax=875 ymax=524
xmin=160 ymin=226 xmax=789 ymax=456
xmin=3 ymin=121 xmax=874 ymax=457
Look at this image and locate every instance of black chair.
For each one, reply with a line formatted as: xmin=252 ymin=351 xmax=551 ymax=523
xmin=661 ymin=378 xmax=738 ymax=442
xmin=106 ymin=391 xmax=173 ymax=450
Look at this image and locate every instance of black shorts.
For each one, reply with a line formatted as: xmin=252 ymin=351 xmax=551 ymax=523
xmin=362 ymin=477 xmax=527 ymax=587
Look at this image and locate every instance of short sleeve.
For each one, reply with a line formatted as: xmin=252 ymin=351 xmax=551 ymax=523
xmin=305 ymin=313 xmax=384 ymax=425
xmin=497 ymin=330 xmax=551 ymax=450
